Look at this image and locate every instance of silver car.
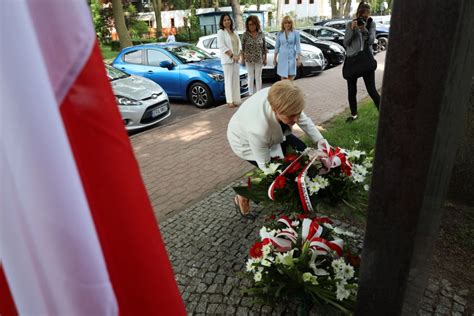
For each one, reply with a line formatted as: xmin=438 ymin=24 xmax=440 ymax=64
xmin=105 ymin=65 xmax=171 ymax=131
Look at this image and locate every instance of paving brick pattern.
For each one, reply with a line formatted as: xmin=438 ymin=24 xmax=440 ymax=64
xmin=159 ymin=184 xmax=469 ymax=315
xmin=131 ymin=53 xmax=386 ymax=222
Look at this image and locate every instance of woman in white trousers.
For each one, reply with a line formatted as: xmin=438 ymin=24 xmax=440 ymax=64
xmin=241 ymin=15 xmax=268 ymax=95
xmin=217 ymin=13 xmax=242 ymax=108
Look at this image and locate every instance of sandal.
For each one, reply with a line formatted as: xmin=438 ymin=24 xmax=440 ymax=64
xmin=233 ymin=196 xmax=255 ymax=219
xmin=227 ymin=103 xmax=237 ymax=108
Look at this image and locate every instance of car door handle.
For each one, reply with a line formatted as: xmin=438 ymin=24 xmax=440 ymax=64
xmin=147 ymin=70 xmax=154 ymax=73
xmin=120 ymin=67 xmax=126 ymax=70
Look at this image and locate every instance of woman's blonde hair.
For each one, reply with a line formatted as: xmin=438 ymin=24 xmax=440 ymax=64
xmin=280 ymin=16 xmax=294 ymax=32
xmin=268 ymin=80 xmax=305 ymax=115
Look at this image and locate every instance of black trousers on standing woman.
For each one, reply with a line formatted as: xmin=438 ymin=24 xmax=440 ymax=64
xmin=347 ymin=71 xmax=380 ymax=116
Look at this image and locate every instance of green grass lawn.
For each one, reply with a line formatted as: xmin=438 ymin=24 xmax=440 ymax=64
xmin=100 ymin=44 xmax=118 ymax=62
xmin=320 ymin=99 xmax=379 ymax=153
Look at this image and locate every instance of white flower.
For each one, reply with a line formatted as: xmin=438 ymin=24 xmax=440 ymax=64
xmin=354 ymin=164 xmax=368 ymax=176
xmin=254 ymin=272 xmax=262 ymax=282
xmin=261 ymin=259 xmax=272 ymax=267
xmin=353 ymin=140 xmax=360 ymax=145
xmin=363 ymin=160 xmax=373 ymax=169
xmin=263 ymin=163 xmax=281 ymax=175
xmin=364 ymin=184 xmax=370 ymax=191
xmin=323 ymin=222 xmax=334 ymax=230
xmin=307 ymin=175 xmax=329 ymax=196
xmin=336 ymin=281 xmax=351 ymax=301
xmin=246 ymin=259 xmax=256 ymax=272
xmin=341 ymin=264 xmax=355 ymax=280
xmin=262 ymin=244 xmax=272 ymax=257
xmin=302 ymin=272 xmax=319 ymax=285
xmin=347 ymin=150 xmax=365 ymax=159
xmin=276 ymin=250 xmax=295 ymax=267
xmin=331 ymin=258 xmax=345 ymax=273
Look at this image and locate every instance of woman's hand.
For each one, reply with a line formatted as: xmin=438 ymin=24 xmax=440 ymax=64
xmin=273 ymin=56 xmax=278 ymax=67
xmin=232 ymin=55 xmax=240 ymax=63
xmin=351 ymin=19 xmax=358 ymax=30
xmin=296 ymin=57 xmax=302 ymax=67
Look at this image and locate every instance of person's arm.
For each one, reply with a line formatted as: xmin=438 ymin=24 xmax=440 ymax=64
xmin=343 ymin=21 xmax=358 ymax=47
xmin=217 ymin=30 xmax=233 ymax=58
xmin=295 ymin=31 xmax=302 ymax=66
xmin=273 ymin=33 xmax=280 ymax=66
xmin=366 ymin=20 xmax=376 ymax=46
xmin=297 ymin=112 xmax=324 ymax=144
xmin=248 ymin=132 xmax=272 ymax=171
xmin=262 ymin=33 xmax=268 ymax=65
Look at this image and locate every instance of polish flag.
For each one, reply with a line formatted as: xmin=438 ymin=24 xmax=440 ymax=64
xmin=0 ymin=1 xmax=185 ymax=315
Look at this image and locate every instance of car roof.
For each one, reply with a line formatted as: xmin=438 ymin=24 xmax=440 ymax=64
xmin=121 ymin=42 xmax=191 ymax=51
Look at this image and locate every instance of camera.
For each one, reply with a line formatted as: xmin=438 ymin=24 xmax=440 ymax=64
xmin=356 ymin=16 xmax=367 ymax=26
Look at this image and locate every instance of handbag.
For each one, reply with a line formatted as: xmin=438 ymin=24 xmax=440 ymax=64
xmin=342 ymin=45 xmax=377 ymax=80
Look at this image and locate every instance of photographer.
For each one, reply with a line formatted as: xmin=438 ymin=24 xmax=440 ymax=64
xmin=343 ymin=2 xmax=380 ymax=122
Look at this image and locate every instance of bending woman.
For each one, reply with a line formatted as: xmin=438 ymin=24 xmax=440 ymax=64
xmin=227 ymin=80 xmax=326 ymax=217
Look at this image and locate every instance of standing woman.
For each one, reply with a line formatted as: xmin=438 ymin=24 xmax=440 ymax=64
xmin=273 ymin=16 xmax=302 ymax=80
xmin=217 ymin=13 xmax=242 ymax=108
xmin=241 ymin=15 xmax=268 ymax=95
xmin=343 ymin=1 xmax=380 ymax=122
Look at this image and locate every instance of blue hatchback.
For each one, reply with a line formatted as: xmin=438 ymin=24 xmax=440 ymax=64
xmin=112 ymin=43 xmax=249 ymax=108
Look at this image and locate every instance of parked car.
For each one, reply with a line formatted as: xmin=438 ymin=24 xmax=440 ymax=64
xmin=276 ymin=30 xmax=346 ymax=66
xmin=314 ymin=19 xmax=389 ymax=51
xmin=300 ymin=26 xmax=345 ymax=47
xmin=196 ymin=32 xmax=326 ymax=80
xmin=105 ymin=64 xmax=171 ymax=131
xmin=112 ymin=43 xmax=249 ymax=108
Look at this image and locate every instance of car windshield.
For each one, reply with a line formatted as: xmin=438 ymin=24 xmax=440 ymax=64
xmin=106 ymin=65 xmax=129 ymax=81
xmin=165 ymin=45 xmax=214 ymax=63
xmin=300 ymin=31 xmax=320 ymax=42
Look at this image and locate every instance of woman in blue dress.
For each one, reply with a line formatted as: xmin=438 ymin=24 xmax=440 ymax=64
xmin=273 ymin=16 xmax=302 ymax=80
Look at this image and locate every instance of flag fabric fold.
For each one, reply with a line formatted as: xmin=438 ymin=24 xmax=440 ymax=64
xmin=0 ymin=1 xmax=185 ymax=315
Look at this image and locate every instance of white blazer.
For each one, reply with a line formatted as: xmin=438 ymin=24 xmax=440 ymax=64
xmin=227 ymin=87 xmax=324 ymax=170
xmin=217 ymin=29 xmax=241 ymax=65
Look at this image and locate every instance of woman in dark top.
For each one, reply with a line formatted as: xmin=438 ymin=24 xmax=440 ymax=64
xmin=343 ymin=1 xmax=380 ymax=122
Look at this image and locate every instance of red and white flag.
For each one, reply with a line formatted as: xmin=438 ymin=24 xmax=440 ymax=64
xmin=0 ymin=1 xmax=185 ymax=315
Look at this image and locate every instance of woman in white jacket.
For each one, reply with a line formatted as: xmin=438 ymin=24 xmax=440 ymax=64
xmin=217 ymin=13 xmax=242 ymax=108
xmin=227 ymin=80 xmax=326 ymax=217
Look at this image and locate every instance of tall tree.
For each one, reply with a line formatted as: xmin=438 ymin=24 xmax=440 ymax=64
xmin=151 ymin=0 xmax=163 ymax=39
xmin=230 ymin=0 xmax=244 ymax=30
xmin=330 ymin=0 xmax=339 ymax=18
xmin=111 ymin=0 xmax=133 ymax=49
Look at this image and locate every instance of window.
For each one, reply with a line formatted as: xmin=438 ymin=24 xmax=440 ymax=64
xmin=319 ymin=29 xmax=331 ymax=37
xmin=171 ymin=18 xmax=175 ymax=28
xmin=309 ymin=0 xmax=314 ymax=3
xmin=203 ymin=38 xmax=212 ymax=48
xmin=147 ymin=50 xmax=173 ymax=66
xmin=300 ymin=36 xmax=310 ymax=44
xmin=123 ymin=50 xmax=143 ymax=64
xmin=210 ymin=38 xmax=218 ymax=49
xmin=284 ymin=0 xmax=289 ymax=4
xmin=297 ymin=0 xmax=302 ymax=4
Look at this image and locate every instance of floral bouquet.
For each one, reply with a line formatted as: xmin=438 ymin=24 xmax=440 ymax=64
xmin=243 ymin=215 xmax=360 ymax=315
xmin=233 ymin=140 xmax=372 ymax=214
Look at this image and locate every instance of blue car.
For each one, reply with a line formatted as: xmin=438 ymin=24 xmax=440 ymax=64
xmin=112 ymin=43 xmax=249 ymax=108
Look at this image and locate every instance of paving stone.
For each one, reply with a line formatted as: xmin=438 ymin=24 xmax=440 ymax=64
xmin=196 ymin=283 xmax=207 ymax=293
xmin=209 ymin=294 xmax=224 ymax=304
xmin=452 ymin=302 xmax=465 ymax=313
xmin=241 ymin=296 xmax=254 ymax=307
xmin=195 ymin=302 xmax=207 ymax=314
xmin=207 ymin=303 xmax=219 ymax=314
xmin=236 ymin=306 xmax=249 ymax=316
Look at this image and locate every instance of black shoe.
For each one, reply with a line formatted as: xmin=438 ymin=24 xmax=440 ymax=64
xmin=346 ymin=115 xmax=358 ymax=123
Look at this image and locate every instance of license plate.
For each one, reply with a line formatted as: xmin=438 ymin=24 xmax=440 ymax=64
xmin=151 ymin=106 xmax=167 ymax=118
xmin=241 ymin=79 xmax=248 ymax=86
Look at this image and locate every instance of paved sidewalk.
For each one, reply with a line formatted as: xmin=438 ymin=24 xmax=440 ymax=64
xmin=159 ymin=184 xmax=469 ymax=315
xmin=131 ymin=53 xmax=386 ymax=222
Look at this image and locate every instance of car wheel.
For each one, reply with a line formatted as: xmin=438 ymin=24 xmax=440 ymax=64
xmin=378 ymin=37 xmax=388 ymax=51
xmin=188 ymin=82 xmax=213 ymax=108
xmin=323 ymin=57 xmax=329 ymax=70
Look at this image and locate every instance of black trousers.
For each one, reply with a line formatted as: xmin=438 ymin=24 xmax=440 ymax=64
xmin=347 ymin=71 xmax=380 ymax=116
xmin=247 ymin=134 xmax=307 ymax=167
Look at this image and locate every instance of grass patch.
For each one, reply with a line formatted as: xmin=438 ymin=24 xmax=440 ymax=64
xmin=100 ymin=44 xmax=118 ymax=62
xmin=320 ymin=99 xmax=379 ymax=153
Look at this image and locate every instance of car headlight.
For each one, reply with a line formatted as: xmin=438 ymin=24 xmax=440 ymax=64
xmin=208 ymin=73 xmax=224 ymax=81
xmin=115 ymin=95 xmax=142 ymax=106
xmin=301 ymin=51 xmax=318 ymax=59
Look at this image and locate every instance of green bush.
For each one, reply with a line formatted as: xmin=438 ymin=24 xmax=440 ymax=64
xmin=175 ymin=26 xmax=202 ymax=44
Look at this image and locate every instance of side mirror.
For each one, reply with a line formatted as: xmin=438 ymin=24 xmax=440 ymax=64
xmin=159 ymin=60 xmax=174 ymax=69
xmin=210 ymin=52 xmax=216 ymax=56
xmin=334 ymin=35 xmax=340 ymax=40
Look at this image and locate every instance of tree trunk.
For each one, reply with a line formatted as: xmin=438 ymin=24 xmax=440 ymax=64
xmin=111 ymin=0 xmax=133 ymax=49
xmin=230 ymin=0 xmax=244 ymax=30
xmin=257 ymin=0 xmax=260 ymax=11
xmin=330 ymin=0 xmax=339 ymax=18
xmin=343 ymin=0 xmax=352 ymax=18
xmin=151 ymin=0 xmax=162 ymax=39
